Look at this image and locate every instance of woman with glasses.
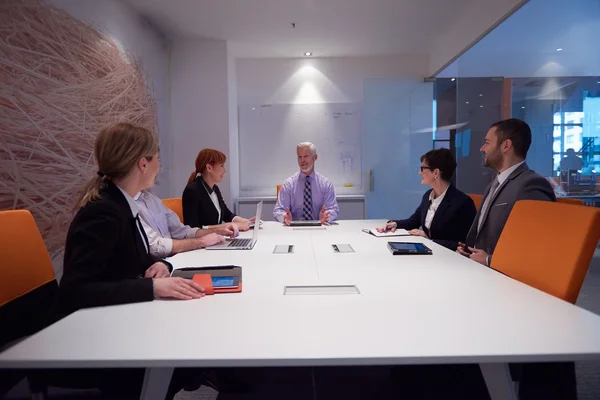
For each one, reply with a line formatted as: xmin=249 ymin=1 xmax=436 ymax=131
xmin=378 ymin=148 xmax=476 ymax=250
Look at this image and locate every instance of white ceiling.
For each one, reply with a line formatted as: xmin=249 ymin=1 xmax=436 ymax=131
xmin=122 ymin=0 xmax=478 ymax=58
xmin=439 ymin=0 xmax=600 ymax=78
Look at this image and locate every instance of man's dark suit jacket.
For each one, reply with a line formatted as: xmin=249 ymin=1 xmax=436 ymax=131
xmin=465 ymin=162 xmax=555 ymax=258
xmin=58 ymin=182 xmax=172 ymax=316
xmin=392 ymin=183 xmax=476 ymax=251
xmin=182 ymin=176 xmax=236 ymax=228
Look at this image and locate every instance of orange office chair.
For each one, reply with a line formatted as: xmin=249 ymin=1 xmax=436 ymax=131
xmin=277 ymin=184 xmax=282 ymax=199
xmin=0 ymin=210 xmax=109 ymax=396
xmin=491 ymin=200 xmax=600 ymax=303
xmin=162 ymin=197 xmax=184 ymax=222
xmin=0 ymin=210 xmax=58 ymax=395
xmin=467 ymin=194 xmax=483 ymax=212
xmin=556 ymin=197 xmax=585 ymax=206
xmin=0 ymin=210 xmax=56 ymax=311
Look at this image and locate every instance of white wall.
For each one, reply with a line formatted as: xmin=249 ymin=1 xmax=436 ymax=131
xmin=170 ymin=39 xmax=231 ymax=203
xmin=227 ymin=45 xmax=241 ymax=204
xmin=236 ymin=56 xmax=431 ymax=218
xmin=48 ymin=0 xmax=172 ymax=198
xmin=237 ymin=56 xmax=426 ymax=106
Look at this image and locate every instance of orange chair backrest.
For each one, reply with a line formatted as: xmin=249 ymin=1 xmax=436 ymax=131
xmin=0 ymin=210 xmax=55 ymax=307
xmin=468 ymin=194 xmax=483 ymax=212
xmin=491 ymin=200 xmax=600 ymax=304
xmin=162 ymin=198 xmax=184 ymax=223
xmin=556 ymin=198 xmax=585 ymax=206
xmin=277 ymin=184 xmax=282 ymax=199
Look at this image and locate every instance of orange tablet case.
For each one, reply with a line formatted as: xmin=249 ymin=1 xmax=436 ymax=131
xmin=193 ymin=273 xmax=242 ymax=294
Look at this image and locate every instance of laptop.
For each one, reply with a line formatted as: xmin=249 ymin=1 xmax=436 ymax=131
xmin=207 ymin=201 xmax=263 ymax=250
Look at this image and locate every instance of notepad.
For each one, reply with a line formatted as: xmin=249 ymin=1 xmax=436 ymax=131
xmin=362 ymin=228 xmax=411 ymax=237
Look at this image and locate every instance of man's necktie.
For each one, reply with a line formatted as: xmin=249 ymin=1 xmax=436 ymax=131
xmin=302 ymin=176 xmax=313 ymax=221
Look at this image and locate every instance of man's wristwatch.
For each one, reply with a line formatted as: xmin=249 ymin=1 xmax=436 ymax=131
xmin=202 ymin=225 xmax=208 ymax=230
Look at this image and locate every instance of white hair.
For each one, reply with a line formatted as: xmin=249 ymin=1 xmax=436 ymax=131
xmin=297 ymin=142 xmax=317 ymax=157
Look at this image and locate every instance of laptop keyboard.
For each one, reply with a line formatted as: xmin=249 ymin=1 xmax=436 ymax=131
xmin=228 ymin=238 xmax=251 ymax=247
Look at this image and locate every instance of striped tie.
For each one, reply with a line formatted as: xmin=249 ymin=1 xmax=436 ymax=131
xmin=302 ymin=176 xmax=313 ymax=220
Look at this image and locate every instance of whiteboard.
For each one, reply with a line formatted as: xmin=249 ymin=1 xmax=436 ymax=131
xmin=239 ymin=103 xmax=362 ymax=194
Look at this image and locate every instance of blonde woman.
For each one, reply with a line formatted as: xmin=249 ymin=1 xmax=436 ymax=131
xmin=58 ymin=123 xmax=205 ymax=398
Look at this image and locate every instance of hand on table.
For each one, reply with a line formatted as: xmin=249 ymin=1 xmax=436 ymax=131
xmin=319 ymin=206 xmax=331 ymax=224
xmin=283 ymin=208 xmax=292 ymax=226
xmin=376 ymin=221 xmax=397 ymax=233
xmin=153 ymin=277 xmax=205 ymax=300
xmin=235 ymin=221 xmax=251 ymax=232
xmin=144 ymin=262 xmax=171 ymax=278
xmin=198 ymin=233 xmax=226 ymax=248
xmin=215 ymin=223 xmax=239 ymax=237
xmin=467 ymin=247 xmax=488 ymax=266
xmin=408 ymin=229 xmax=428 ymax=238
xmin=456 ymin=242 xmax=471 ymax=257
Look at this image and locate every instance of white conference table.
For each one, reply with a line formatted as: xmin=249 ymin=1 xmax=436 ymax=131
xmin=2 ymin=220 xmax=600 ymax=400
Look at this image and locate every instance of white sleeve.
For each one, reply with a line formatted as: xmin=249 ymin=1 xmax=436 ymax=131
xmin=139 ymin=217 xmax=173 ymax=257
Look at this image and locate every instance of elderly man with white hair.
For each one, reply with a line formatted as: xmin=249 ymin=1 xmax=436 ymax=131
xmin=273 ymin=142 xmax=339 ymax=225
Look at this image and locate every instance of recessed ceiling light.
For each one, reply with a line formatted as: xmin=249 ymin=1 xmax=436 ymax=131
xmin=465 ymin=101 xmax=469 ymax=104
xmin=480 ymin=105 xmax=484 ymax=108
xmin=479 ymin=94 xmax=483 ymax=97
xmin=304 ymin=52 xmax=312 ymax=56
xmin=556 ymin=48 xmax=563 ymax=52
xmin=451 ymin=78 xmax=456 ymax=81
xmin=522 ymin=106 xmax=526 ymax=109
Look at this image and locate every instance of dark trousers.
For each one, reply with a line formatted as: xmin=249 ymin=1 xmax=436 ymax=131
xmin=27 ymin=367 xmax=200 ymax=400
xmin=388 ymin=362 xmax=577 ymax=400
xmin=519 ymin=362 xmax=577 ymax=400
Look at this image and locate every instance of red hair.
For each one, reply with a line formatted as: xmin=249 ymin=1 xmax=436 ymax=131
xmin=187 ymin=148 xmax=227 ymax=185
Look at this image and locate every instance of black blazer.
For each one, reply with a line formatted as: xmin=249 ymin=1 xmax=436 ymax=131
xmin=182 ymin=176 xmax=235 ymax=228
xmin=58 ymin=182 xmax=172 ymax=316
xmin=391 ymin=184 xmax=476 ymax=251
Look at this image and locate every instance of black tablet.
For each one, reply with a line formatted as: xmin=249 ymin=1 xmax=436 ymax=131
xmin=289 ymin=220 xmax=322 ymax=227
xmin=387 ymin=242 xmax=432 ymax=255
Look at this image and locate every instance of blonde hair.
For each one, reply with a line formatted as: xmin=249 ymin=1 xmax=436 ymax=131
xmin=75 ymin=122 xmax=158 ymax=209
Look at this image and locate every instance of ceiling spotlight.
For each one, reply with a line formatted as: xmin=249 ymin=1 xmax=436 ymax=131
xmin=480 ymin=105 xmax=484 ymax=108
xmin=304 ymin=52 xmax=312 ymax=56
xmin=451 ymin=78 xmax=456 ymax=82
xmin=522 ymin=106 xmax=526 ymax=109
xmin=465 ymin=101 xmax=469 ymax=104
xmin=556 ymin=48 xmax=563 ymax=52
xmin=479 ymin=94 xmax=483 ymax=97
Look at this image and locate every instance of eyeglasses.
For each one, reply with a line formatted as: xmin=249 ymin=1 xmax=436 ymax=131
xmin=420 ymin=166 xmax=434 ymax=172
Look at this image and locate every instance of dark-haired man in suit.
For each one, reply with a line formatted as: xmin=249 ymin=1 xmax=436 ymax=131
xmin=457 ymin=118 xmax=555 ymax=266
xmin=458 ymin=118 xmax=575 ymax=400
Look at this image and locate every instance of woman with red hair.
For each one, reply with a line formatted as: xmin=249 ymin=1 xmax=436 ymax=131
xmin=183 ymin=149 xmax=255 ymax=231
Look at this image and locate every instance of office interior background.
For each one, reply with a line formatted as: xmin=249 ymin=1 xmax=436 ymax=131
xmin=1 ymin=0 xmax=600 ymax=398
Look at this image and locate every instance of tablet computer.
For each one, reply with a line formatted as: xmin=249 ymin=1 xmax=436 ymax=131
xmin=211 ymin=276 xmax=240 ymax=289
xmin=289 ymin=220 xmax=322 ymax=227
xmin=387 ymin=242 xmax=432 ymax=255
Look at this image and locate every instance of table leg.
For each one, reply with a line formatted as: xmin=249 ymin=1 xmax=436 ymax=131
xmin=140 ymin=367 xmax=174 ymax=400
xmin=479 ymin=363 xmax=517 ymax=400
